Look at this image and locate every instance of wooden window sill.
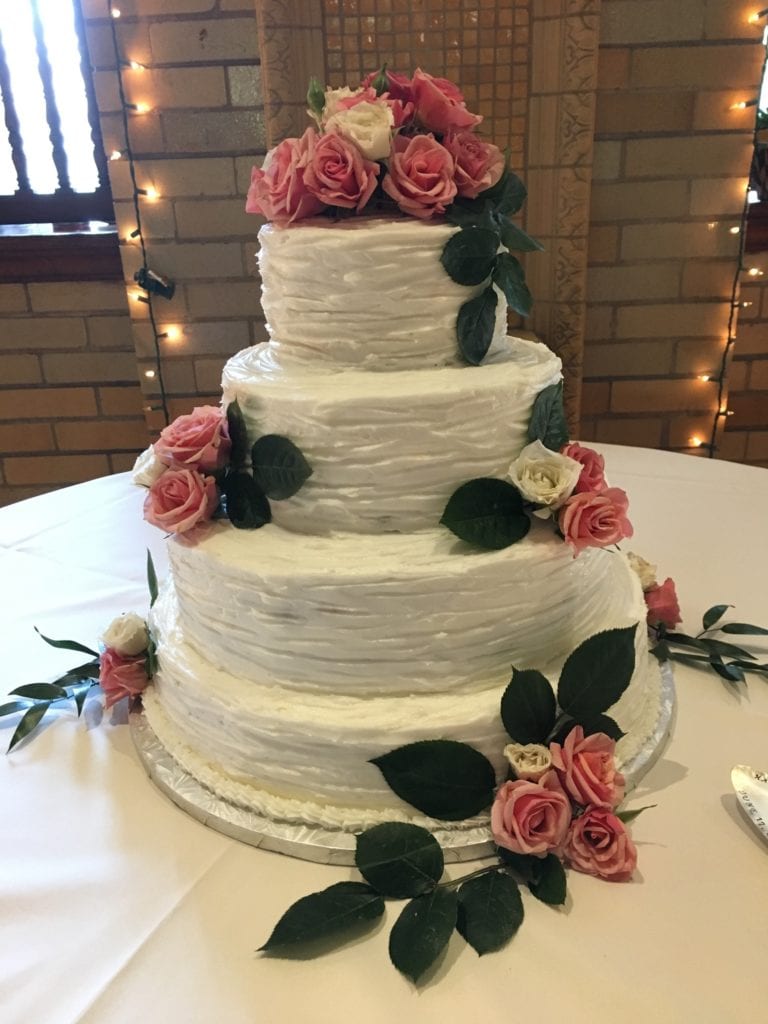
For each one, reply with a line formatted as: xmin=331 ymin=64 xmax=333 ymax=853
xmin=0 ymin=223 xmax=123 ymax=282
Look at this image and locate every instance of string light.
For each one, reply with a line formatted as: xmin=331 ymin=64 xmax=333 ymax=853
xmin=690 ymin=436 xmax=704 ymax=447
xmin=747 ymin=266 xmax=764 ymax=276
xmin=144 ymin=369 xmax=156 ymax=379
xmin=159 ymin=325 xmax=182 ymax=342
xmin=111 ymin=6 xmax=121 ymax=16
xmin=109 ymin=149 xmax=122 ymax=161
xmin=729 ymin=225 xmax=740 ymax=234
xmin=698 ymin=374 xmax=712 ymax=382
xmin=129 ymin=61 xmax=145 ymax=72
xmin=135 ymin=102 xmax=151 ymax=114
xmin=145 ymin=186 xmax=159 ymax=200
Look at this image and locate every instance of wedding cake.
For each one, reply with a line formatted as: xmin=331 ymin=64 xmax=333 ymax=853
xmin=136 ymin=69 xmax=663 ymax=842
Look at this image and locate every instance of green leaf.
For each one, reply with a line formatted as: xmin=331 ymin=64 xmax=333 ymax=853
xmin=703 ymin=604 xmax=731 ymax=631
xmin=440 ymin=227 xmax=499 ymax=286
xmin=498 ymin=218 xmax=544 ymax=253
xmin=484 ymin=168 xmax=527 ymax=216
xmin=370 ymin=740 xmax=496 ymax=821
xmin=71 ymin=681 xmax=96 ymax=717
xmin=456 ymin=870 xmax=524 ymax=955
xmin=388 ymin=888 xmax=458 ymax=984
xmin=259 ymin=881 xmax=384 ymax=954
xmin=557 ymin=626 xmax=637 ymax=720
xmin=369 ymin=64 xmax=388 ymax=96
xmin=492 ymin=253 xmax=532 ymax=317
xmin=226 ymin=398 xmax=250 ymax=470
xmin=440 ymin=477 xmax=530 ymax=551
xmin=495 ymin=848 xmax=540 ymax=882
xmin=650 ymin=641 xmax=670 ymax=662
xmin=528 ymin=854 xmax=566 ymax=906
xmin=8 ymin=702 xmax=51 ymax=752
xmin=720 ymin=622 xmax=768 ymax=636
xmin=500 ymin=668 xmax=557 ymax=745
xmin=355 ymin=822 xmax=444 ymax=899
xmin=616 ymin=804 xmax=656 ymax=825
xmin=457 ymin=286 xmax=498 ymax=366
xmin=251 ymin=435 xmax=313 ymax=500
xmin=575 ymin=714 xmax=625 ymax=742
xmin=145 ymin=635 xmax=158 ymax=680
xmin=445 ymin=198 xmax=495 ymax=230
xmin=528 ymin=382 xmax=569 ymax=450
xmin=667 ymin=632 xmax=756 ymax=662
xmin=11 ymin=682 xmax=68 ymax=701
xmin=0 ymin=699 xmax=32 ymax=718
xmin=146 ymin=549 xmax=159 ymax=608
xmin=546 ymin=712 xmax=577 ymax=746
xmin=222 ymin=471 xmax=271 ymax=530
xmin=307 ymin=76 xmax=326 ymax=116
xmin=55 ymin=660 xmax=101 ymax=687
xmin=710 ymin=660 xmax=745 ymax=683
xmin=34 ymin=628 xmax=99 ymax=659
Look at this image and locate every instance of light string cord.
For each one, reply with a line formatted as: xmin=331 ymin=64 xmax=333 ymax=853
xmin=106 ymin=0 xmax=170 ymax=426
xmin=707 ymin=34 xmax=768 ymax=456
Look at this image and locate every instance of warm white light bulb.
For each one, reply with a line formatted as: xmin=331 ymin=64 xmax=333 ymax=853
xmin=145 ymin=186 xmax=159 ymax=200
xmin=165 ymin=326 xmax=181 ymax=342
xmin=690 ymin=436 xmax=703 ymax=447
xmin=698 ymin=374 xmax=711 ymax=382
xmin=748 ymin=267 xmax=762 ymax=276
xmin=129 ymin=61 xmax=145 ymax=72
xmin=144 ymin=369 xmax=156 ymax=379
xmin=135 ymin=102 xmax=150 ymax=114
xmin=112 ymin=7 xmax=121 ymax=17
xmin=729 ymin=226 xmax=740 ymax=234
xmin=109 ymin=149 xmax=122 ymax=161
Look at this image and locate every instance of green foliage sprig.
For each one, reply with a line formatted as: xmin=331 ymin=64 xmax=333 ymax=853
xmin=651 ymin=604 xmax=768 ymax=685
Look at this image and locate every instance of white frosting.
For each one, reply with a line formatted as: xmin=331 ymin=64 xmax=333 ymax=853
xmin=222 ymin=336 xmax=561 ymax=533
xmin=258 ymin=218 xmax=509 ymax=370
xmin=145 ymin=552 xmax=661 ymax=832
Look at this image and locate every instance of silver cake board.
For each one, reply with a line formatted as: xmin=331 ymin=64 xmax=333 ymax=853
xmin=130 ymin=661 xmax=675 ymax=866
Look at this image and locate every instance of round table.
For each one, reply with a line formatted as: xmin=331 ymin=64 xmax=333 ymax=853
xmin=2 ymin=444 xmax=767 ymax=1024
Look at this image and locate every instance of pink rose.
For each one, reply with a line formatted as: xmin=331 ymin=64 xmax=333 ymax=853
xmin=99 ymin=647 xmax=149 ymax=709
xmin=304 ymin=130 xmax=379 ymax=211
xmin=382 ymin=133 xmax=457 ymax=219
xmin=564 ymin=807 xmax=638 ymax=882
xmin=144 ymin=468 xmax=218 ymax=534
xmin=550 ymin=726 xmax=625 ymax=809
xmin=332 ymin=86 xmax=379 ymax=112
xmin=558 ymin=487 xmax=633 ymax=555
xmin=491 ymin=771 xmax=572 ymax=857
xmin=411 ymin=68 xmax=482 ymax=134
xmin=443 ymin=131 xmax=504 ymax=199
xmin=645 ymin=577 xmax=682 ymax=630
xmin=245 ymin=128 xmax=324 ymax=225
xmin=387 ymin=97 xmax=415 ymax=129
xmin=362 ymin=68 xmax=413 ymax=102
xmin=561 ymin=442 xmax=607 ymax=494
xmin=154 ymin=406 xmax=230 ymax=473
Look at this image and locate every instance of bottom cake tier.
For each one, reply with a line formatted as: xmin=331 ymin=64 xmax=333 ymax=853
xmin=143 ymin=527 xmax=663 ymax=838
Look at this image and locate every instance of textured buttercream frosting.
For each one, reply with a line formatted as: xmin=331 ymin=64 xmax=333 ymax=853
xmin=258 ymin=217 xmax=509 ymax=370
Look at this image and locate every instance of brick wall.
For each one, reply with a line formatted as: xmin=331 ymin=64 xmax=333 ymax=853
xmin=581 ymin=2 xmax=765 ymax=461
xmin=722 ymin=264 xmax=768 ymax=467
xmin=83 ymin=0 xmax=266 ymax=433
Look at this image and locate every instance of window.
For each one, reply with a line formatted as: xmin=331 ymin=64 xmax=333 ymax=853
xmin=0 ymin=0 xmax=112 ymax=225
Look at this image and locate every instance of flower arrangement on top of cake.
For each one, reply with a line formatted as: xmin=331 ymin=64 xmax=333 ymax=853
xmin=245 ymin=67 xmax=508 ymax=224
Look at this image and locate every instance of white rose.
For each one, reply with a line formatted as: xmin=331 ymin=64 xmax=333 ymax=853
xmin=102 ymin=612 xmax=149 ymax=657
xmin=508 ymin=440 xmax=582 ymax=510
xmin=325 ymin=101 xmax=394 ymax=161
xmin=131 ymin=446 xmax=165 ymax=488
xmin=503 ymin=743 xmax=553 ymax=782
xmin=627 ymin=552 xmax=658 ymax=592
xmin=322 ymin=86 xmax=361 ymax=120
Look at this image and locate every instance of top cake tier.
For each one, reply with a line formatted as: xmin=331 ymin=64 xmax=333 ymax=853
xmin=258 ymin=218 xmax=508 ymax=371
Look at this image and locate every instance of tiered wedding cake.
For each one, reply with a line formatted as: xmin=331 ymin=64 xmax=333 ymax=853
xmin=138 ymin=69 xmax=662 ymax=842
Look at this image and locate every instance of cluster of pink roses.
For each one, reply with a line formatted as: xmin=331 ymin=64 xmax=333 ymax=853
xmin=142 ymin=406 xmax=230 ymax=535
xmin=246 ymin=68 xmax=504 ymax=224
xmin=492 ymin=726 xmax=637 ymax=882
xmin=557 ymin=442 xmax=634 ymax=556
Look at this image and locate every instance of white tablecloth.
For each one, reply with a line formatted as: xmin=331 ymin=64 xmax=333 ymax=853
xmin=1 ymin=444 xmax=767 ymax=1024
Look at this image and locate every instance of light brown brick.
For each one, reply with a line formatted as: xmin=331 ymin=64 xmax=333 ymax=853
xmin=584 ymin=340 xmax=673 ymax=377
xmin=143 ymin=359 xmax=197 ymax=392
xmin=681 ymin=261 xmax=738 ymax=299
xmin=127 ymin=158 xmax=236 ymax=198
xmin=611 ymin=379 xmax=714 ymax=412
xmin=590 ymin=181 xmax=689 ymax=222
xmin=113 ymin=199 xmax=176 ymax=240
xmin=174 ymin=199 xmax=255 ymax=238
xmin=117 ymin=0 xmax=216 ymax=12
xmin=110 ymin=452 xmax=143 ymax=473
xmin=186 ymin=281 xmax=262 ymax=317
xmin=588 ymin=225 xmax=619 ymax=263
xmin=147 ymin=241 xmax=244 ymax=279
xmin=594 ymin=417 xmax=664 ymax=448
xmin=724 ymin=393 xmax=768 ymax=429
xmin=693 ymin=91 xmax=757 ymax=132
xmin=668 ymin=417 xmax=717 ymax=448
xmin=193 ymin=358 xmax=226 ymax=392
xmin=631 ymin=45 xmax=761 ymax=89
xmin=102 ymin=110 xmax=163 ymax=156
xmin=616 ymin=302 xmax=726 ymax=339
xmin=4 ymin=454 xmax=109 ymax=485
xmin=0 ymin=423 xmax=54 ymax=453
xmin=596 ymin=93 xmax=694 ymax=135
xmin=87 ymin=316 xmax=134 ymax=350
xmin=154 ymin=320 xmax=250 ymax=356
xmin=0 ymin=388 xmax=98 ymax=421
xmin=625 ymin=135 xmax=752 ymax=180
xmin=716 ymin=429 xmax=747 ymax=461
xmin=28 ymin=283 xmax=127 ymax=314
xmin=55 ymin=419 xmax=149 ymax=452
xmin=149 ymin=19 xmax=259 ymax=63
xmin=746 ymin=430 xmax=768 ymax=459
xmin=597 ymin=48 xmax=630 ymax=91
xmin=749 ymin=359 xmax=768 ymax=390
xmin=133 ymin=67 xmax=227 ymax=110
xmin=0 ymin=355 xmax=42 ymax=385
xmin=228 ymin=65 xmax=263 ymax=107
xmin=735 ymin=323 xmax=768 ymax=355
xmin=86 ymin=23 xmax=151 ymax=70
xmin=235 ymin=154 xmax=265 ymax=194
xmin=690 ymin=177 xmax=750 ymax=217
xmin=621 ymin=222 xmax=739 ymax=260
xmin=728 ymin=359 xmax=749 ymax=391
xmin=674 ymin=339 xmax=728 ymax=375
xmin=0 ymin=285 xmax=28 ymax=313
xmin=601 ymin=1 xmax=704 ymax=44
xmin=585 ymin=304 xmax=613 ymax=341
xmin=592 ymin=141 xmax=622 ymax=182
xmin=42 ymin=353 xmax=138 ymax=385
xmin=588 ymin=264 xmax=680 ymax=303
xmin=0 ymin=484 xmax=54 ymax=506
xmin=162 ymin=110 xmax=266 ymax=154
xmin=0 ymin=317 xmax=87 ymax=350
xmin=581 ymin=381 xmax=610 ymax=415
xmin=704 ymin=2 xmax=766 ymax=40
xmin=99 ymin=387 xmax=145 ymax=417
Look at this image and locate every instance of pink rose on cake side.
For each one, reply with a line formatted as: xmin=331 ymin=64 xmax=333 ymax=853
xmin=245 ymin=129 xmax=323 ymax=225
xmin=558 ymin=487 xmax=633 ymax=555
xmin=99 ymin=647 xmax=149 ymax=709
xmin=304 ymin=130 xmax=379 ymax=211
xmin=411 ymin=68 xmax=482 ymax=134
xmin=144 ymin=468 xmax=218 ymax=534
xmin=645 ymin=577 xmax=682 ymax=630
xmin=154 ymin=406 xmax=230 ymax=473
xmin=550 ymin=726 xmax=625 ymax=809
xmin=491 ymin=771 xmax=571 ymax=857
xmin=382 ymin=133 xmax=457 ymax=219
xmin=444 ymin=131 xmax=504 ymax=199
xmin=561 ymin=442 xmax=607 ymax=494
xmin=362 ymin=68 xmax=414 ymax=102
xmin=563 ymin=807 xmax=638 ymax=882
